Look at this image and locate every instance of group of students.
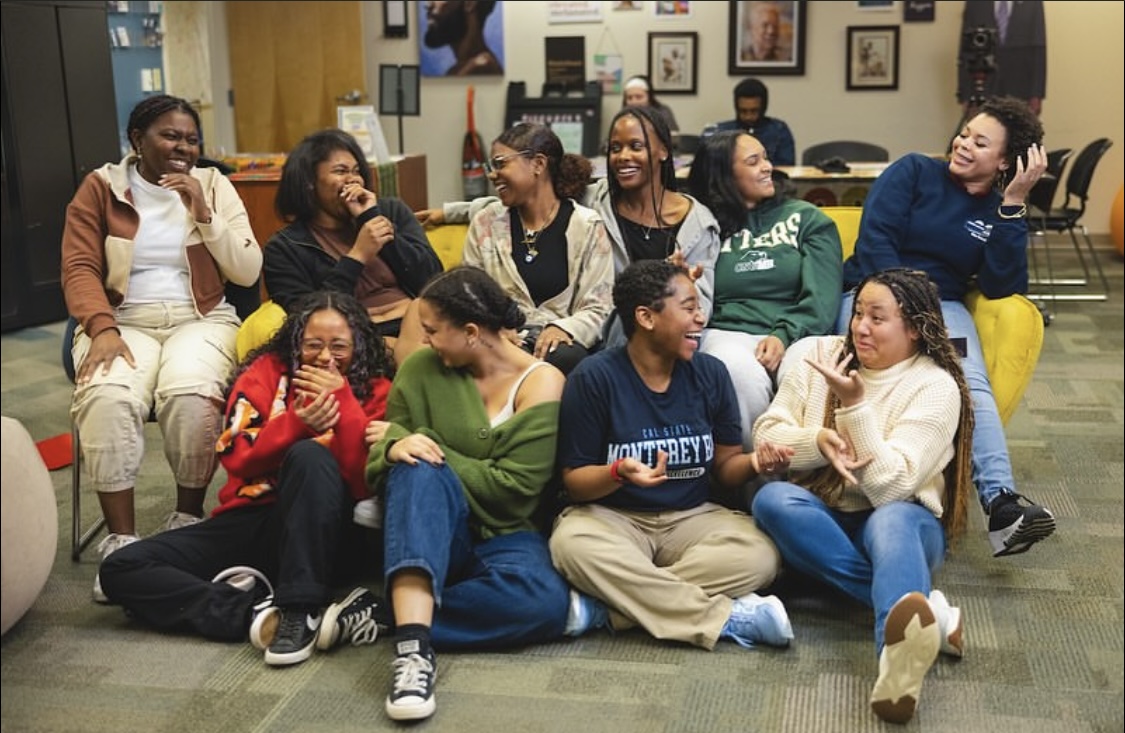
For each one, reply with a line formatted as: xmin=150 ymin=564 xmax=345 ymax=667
xmin=62 ymin=88 xmax=1054 ymax=725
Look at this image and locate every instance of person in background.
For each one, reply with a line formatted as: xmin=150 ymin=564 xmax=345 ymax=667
xmin=957 ymin=0 xmax=1046 ymax=116
xmin=752 ymin=268 xmax=974 ymax=724
xmin=261 ymin=129 xmax=443 ymax=364
xmin=839 ymin=96 xmax=1054 ymax=557
xmin=550 ymin=259 xmax=795 ymax=654
xmin=100 ymin=291 xmax=392 ymax=667
xmin=61 ymin=94 xmax=262 ymax=603
xmin=417 ymin=106 xmax=721 ymax=347
xmin=704 ymin=77 xmax=796 ymax=167
xmin=688 ymin=130 xmax=842 ymax=450
xmin=621 ymin=74 xmax=679 ymax=134
xmin=457 ymin=122 xmax=614 ymax=375
xmin=422 ymin=0 xmax=503 ymax=76
xmin=365 ymin=266 xmax=571 ymax=722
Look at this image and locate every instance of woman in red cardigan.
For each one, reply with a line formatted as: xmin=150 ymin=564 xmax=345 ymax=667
xmin=100 ymin=291 xmax=393 ymax=668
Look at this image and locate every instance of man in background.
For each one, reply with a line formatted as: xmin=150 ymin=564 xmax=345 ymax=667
xmin=423 ymin=0 xmax=503 ymax=76
xmin=705 ymin=77 xmax=795 ymax=166
xmin=957 ymin=0 xmax=1046 ymax=115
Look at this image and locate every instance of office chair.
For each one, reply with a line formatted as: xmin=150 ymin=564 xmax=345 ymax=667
xmin=1026 ymin=148 xmax=1073 ymax=307
xmin=1026 ymin=138 xmax=1113 ymax=302
xmin=63 ymin=283 xmax=260 ymax=560
xmin=801 ymin=141 xmax=890 ymax=166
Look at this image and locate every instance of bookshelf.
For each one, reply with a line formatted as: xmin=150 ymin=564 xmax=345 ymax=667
xmin=107 ymin=1 xmax=165 ymax=154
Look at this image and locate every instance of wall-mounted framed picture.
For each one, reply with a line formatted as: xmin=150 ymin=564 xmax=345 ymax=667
xmin=728 ymin=1 xmax=807 ymax=76
xmin=648 ymin=31 xmax=698 ymax=94
xmin=383 ymin=0 xmax=408 ymax=38
xmin=846 ymin=25 xmax=900 ymax=90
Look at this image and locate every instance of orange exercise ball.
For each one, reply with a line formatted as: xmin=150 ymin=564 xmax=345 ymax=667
xmin=1112 ymin=184 xmax=1124 ymax=257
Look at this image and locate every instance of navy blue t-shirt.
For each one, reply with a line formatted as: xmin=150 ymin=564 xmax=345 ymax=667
xmin=557 ymin=347 xmax=742 ymax=511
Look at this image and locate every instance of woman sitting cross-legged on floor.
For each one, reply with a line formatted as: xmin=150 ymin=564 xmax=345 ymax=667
xmin=363 ymin=266 xmax=573 ymax=722
xmin=750 ymin=268 xmax=973 ymax=724
xmin=549 ymin=259 xmax=795 ymax=653
xmin=100 ymin=291 xmax=394 ymax=667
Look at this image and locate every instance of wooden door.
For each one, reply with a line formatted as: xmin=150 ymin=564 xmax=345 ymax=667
xmin=226 ymin=1 xmax=365 ymax=153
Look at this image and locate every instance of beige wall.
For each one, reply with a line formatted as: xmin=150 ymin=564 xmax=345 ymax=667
xmin=175 ymin=0 xmax=1123 ymax=233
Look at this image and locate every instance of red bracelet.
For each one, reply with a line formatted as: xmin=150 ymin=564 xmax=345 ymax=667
xmin=609 ymin=458 xmax=626 ymax=484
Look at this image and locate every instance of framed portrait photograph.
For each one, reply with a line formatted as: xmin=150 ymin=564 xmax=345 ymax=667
xmin=648 ymin=31 xmax=698 ymax=94
xmin=728 ymin=1 xmax=807 ymax=76
xmin=846 ymin=25 xmax=900 ymax=90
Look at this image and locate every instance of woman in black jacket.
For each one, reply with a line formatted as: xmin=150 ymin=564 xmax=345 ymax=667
xmin=263 ymin=129 xmax=443 ymax=362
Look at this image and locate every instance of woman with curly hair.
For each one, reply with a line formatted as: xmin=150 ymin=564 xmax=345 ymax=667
xmin=839 ymin=95 xmax=1054 ymax=558
xmin=100 ymin=291 xmax=394 ymax=668
xmin=752 ymin=268 xmax=974 ymax=724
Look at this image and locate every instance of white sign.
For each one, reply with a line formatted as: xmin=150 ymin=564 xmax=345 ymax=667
xmin=547 ymin=1 xmax=604 ymax=24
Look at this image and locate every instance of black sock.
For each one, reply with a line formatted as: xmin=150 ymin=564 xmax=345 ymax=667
xmin=394 ymin=623 xmax=432 ymax=657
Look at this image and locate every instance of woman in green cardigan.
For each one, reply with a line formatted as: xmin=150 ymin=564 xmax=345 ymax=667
xmin=364 ymin=265 xmax=571 ymax=723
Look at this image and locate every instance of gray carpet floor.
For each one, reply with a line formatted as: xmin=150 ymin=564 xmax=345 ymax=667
xmin=2 ymin=242 xmax=1122 ymax=733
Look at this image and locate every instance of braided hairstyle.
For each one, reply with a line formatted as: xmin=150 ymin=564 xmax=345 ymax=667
xmin=231 ymin=291 xmax=392 ymax=402
xmin=420 ymin=265 xmax=526 ymax=333
xmin=606 ymin=105 xmax=679 ymax=206
xmin=127 ymin=95 xmax=201 ymax=153
xmin=803 ymin=269 xmax=974 ymax=538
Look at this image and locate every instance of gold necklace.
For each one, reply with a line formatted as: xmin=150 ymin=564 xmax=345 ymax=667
xmin=518 ymin=201 xmax=560 ymax=263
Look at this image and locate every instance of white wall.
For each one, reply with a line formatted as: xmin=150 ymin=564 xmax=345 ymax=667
xmin=190 ymin=1 xmax=1124 ymax=233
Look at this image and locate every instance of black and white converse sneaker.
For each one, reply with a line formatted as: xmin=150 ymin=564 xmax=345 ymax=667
xmin=385 ymin=639 xmax=437 ymax=721
xmin=316 ymin=587 xmax=387 ymax=650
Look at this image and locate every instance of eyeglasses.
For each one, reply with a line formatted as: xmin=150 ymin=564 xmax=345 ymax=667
xmin=483 ymin=150 xmax=533 ymax=175
xmin=300 ymin=340 xmax=354 ymax=359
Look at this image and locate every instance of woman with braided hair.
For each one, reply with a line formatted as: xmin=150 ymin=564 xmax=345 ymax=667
xmin=61 ymin=94 xmax=261 ymax=601
xmin=750 ymin=268 xmax=974 ymax=725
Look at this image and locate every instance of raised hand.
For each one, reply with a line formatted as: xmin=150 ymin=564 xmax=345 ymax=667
xmin=159 ymin=172 xmax=210 ymax=222
xmin=806 ymin=344 xmax=865 ymax=407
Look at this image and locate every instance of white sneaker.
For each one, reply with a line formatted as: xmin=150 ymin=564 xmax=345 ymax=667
xmin=870 ymin=592 xmax=941 ymax=724
xmin=928 ymin=589 xmax=964 ymax=658
xmin=92 ymin=532 xmax=140 ymax=603
xmin=211 ymin=565 xmax=274 ymax=596
xmin=158 ymin=510 xmax=203 ymax=533
xmin=353 ymin=497 xmax=383 ymax=529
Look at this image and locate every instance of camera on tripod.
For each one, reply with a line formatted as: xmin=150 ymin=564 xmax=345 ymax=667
xmin=960 ymin=26 xmax=997 ymax=76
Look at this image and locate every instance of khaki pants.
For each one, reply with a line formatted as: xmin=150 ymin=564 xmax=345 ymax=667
xmin=71 ymin=301 xmax=239 ymax=493
xmin=550 ymin=502 xmax=781 ymax=650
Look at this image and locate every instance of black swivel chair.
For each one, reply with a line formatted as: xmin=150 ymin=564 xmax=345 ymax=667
xmin=1026 ymin=138 xmax=1113 ymax=302
xmin=801 ymin=140 xmax=890 ymax=166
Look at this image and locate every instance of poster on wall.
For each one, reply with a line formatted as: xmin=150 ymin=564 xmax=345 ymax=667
xmin=546 ymin=36 xmax=586 ymax=88
xmin=418 ymin=1 xmax=505 ymax=76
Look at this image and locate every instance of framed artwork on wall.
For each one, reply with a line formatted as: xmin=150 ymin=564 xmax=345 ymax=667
xmin=648 ymin=31 xmax=698 ymax=94
xmin=728 ymin=1 xmax=807 ymax=75
xmin=418 ymin=1 xmax=505 ymax=76
xmin=846 ymin=25 xmax=900 ymax=90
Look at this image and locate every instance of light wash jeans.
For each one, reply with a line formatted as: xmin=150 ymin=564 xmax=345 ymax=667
xmin=751 ymin=481 xmax=946 ymax=652
xmin=837 ymin=291 xmax=1014 ymax=511
xmin=382 ymin=461 xmax=570 ymax=650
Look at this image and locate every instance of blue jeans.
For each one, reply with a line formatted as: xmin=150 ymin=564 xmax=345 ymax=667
xmin=837 ymin=291 xmax=1014 ymax=510
xmin=382 ymin=461 xmax=570 ymax=650
xmin=751 ymin=481 xmax=946 ymax=652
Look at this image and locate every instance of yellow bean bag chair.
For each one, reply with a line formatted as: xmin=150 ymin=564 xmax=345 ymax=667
xmin=235 ymin=225 xmax=470 ymax=361
xmin=821 ymin=206 xmax=1043 ymax=425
